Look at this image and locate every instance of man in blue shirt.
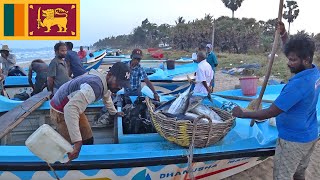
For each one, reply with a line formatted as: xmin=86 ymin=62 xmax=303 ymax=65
xmin=65 ymin=42 xmax=86 ymax=78
xmin=206 ymin=44 xmax=218 ymax=90
xmin=125 ymin=49 xmax=159 ymax=101
xmin=232 ymin=24 xmax=319 ymax=180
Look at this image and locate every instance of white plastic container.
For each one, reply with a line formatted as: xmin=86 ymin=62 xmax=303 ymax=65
xmin=25 ymin=124 xmax=73 ymax=164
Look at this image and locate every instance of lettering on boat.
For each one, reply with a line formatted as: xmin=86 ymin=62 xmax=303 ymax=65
xmin=159 ymin=164 xmax=217 ymax=178
xmin=227 ymin=157 xmax=251 ymax=164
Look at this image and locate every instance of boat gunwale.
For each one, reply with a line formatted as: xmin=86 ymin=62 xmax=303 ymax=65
xmin=0 ymin=147 xmax=274 ymax=171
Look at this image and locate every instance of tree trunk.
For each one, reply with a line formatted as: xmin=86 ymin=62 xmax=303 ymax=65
xmin=288 ymin=22 xmax=291 ymax=36
xmin=232 ymin=10 xmax=234 ymax=18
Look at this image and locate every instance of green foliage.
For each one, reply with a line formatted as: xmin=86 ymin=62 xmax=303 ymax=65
xmin=283 ymin=1 xmax=300 ymax=34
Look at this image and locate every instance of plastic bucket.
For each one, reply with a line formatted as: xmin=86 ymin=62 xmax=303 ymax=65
xmin=166 ymin=59 xmax=175 ymax=70
xmin=239 ymin=76 xmax=259 ymax=96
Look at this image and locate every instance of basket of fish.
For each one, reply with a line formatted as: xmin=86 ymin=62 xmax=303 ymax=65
xmin=146 ymin=86 xmax=235 ymax=148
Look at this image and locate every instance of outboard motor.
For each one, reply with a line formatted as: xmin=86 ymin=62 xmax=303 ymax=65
xmin=8 ymin=66 xmax=27 ymax=76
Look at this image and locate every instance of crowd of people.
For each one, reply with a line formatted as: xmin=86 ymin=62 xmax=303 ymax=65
xmin=0 ymin=22 xmax=319 ymax=180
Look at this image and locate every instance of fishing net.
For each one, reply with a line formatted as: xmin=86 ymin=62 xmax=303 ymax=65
xmin=146 ymin=97 xmax=236 ymax=148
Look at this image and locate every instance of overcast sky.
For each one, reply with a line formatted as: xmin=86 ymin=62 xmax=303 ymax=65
xmin=2 ymin=0 xmax=318 ymax=49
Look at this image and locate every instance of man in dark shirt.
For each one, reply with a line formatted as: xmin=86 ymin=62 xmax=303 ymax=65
xmin=28 ymin=59 xmax=48 ymax=96
xmin=65 ymin=42 xmax=86 ymax=78
xmin=47 ymin=42 xmax=71 ymax=94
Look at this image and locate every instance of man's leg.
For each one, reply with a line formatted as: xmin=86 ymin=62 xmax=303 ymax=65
xmin=273 ymin=138 xmax=316 ymax=180
xmin=79 ymin=113 xmax=94 ymax=145
xmin=293 ymin=139 xmax=317 ymax=180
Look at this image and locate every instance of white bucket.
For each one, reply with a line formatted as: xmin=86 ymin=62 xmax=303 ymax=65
xmin=25 ymin=124 xmax=73 ymax=164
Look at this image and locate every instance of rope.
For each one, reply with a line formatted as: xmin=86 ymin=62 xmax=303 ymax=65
xmin=47 ymin=162 xmax=60 ymax=180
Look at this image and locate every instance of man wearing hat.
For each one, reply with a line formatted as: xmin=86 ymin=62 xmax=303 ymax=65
xmin=50 ymin=62 xmax=130 ymax=161
xmin=0 ymin=45 xmax=16 ymax=76
xmin=125 ymin=49 xmax=159 ymax=101
xmin=206 ymin=44 xmax=218 ymax=90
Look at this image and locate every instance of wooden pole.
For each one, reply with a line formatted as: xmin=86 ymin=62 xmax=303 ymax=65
xmin=249 ymin=0 xmax=284 ymax=127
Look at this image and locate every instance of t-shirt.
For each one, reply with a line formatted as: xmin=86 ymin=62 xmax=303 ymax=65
xmin=77 ymin=50 xmax=87 ymax=59
xmin=194 ymin=60 xmax=213 ymax=94
xmin=50 ymin=74 xmax=103 ymax=113
xmin=31 ymin=61 xmax=48 ymax=74
xmin=207 ymin=51 xmax=218 ymax=72
xmin=274 ymin=65 xmax=320 ymax=143
xmin=124 ymin=63 xmax=147 ymax=94
xmin=0 ymin=54 xmax=16 ymax=76
xmin=66 ymin=50 xmax=86 ymax=78
xmin=47 ymin=57 xmax=71 ymax=90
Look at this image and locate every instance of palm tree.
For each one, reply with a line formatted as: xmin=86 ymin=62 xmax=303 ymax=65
xmin=283 ymin=0 xmax=299 ymax=34
xmin=221 ymin=0 xmax=244 ymax=18
xmin=175 ymin=16 xmax=185 ymax=25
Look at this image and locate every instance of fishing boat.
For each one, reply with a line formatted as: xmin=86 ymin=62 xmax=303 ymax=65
xmin=82 ymin=50 xmax=106 ymax=71
xmin=0 ymin=84 xmax=302 ymax=180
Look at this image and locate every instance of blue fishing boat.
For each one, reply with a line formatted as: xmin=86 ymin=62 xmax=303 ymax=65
xmin=82 ymin=50 xmax=106 ymax=71
xmin=0 ymin=84 xmax=305 ymax=179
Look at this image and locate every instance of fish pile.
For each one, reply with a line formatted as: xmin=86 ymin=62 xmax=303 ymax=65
xmin=155 ymin=85 xmax=224 ymax=124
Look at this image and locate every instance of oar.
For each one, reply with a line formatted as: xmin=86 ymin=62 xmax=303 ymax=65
xmin=248 ymin=0 xmax=284 ymax=127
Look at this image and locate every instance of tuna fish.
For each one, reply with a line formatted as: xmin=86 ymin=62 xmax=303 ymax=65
xmin=190 ymin=104 xmax=223 ymax=123
xmin=167 ymin=85 xmax=193 ymax=114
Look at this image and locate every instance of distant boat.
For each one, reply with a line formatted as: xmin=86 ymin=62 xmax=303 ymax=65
xmin=82 ymin=50 xmax=106 ymax=71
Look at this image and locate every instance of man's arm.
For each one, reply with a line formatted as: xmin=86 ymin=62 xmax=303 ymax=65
xmin=233 ymin=104 xmax=283 ymax=120
xmin=7 ymin=54 xmax=16 ymax=65
xmin=28 ymin=65 xmax=34 ymax=90
xmin=47 ymin=61 xmax=57 ymax=93
xmin=102 ymin=90 xmax=118 ymax=115
xmin=144 ymin=78 xmax=160 ymax=100
xmin=66 ymin=60 xmax=72 ymax=77
xmin=47 ymin=77 xmax=54 ymax=92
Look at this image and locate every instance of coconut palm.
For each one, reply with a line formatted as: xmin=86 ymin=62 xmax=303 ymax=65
xmin=283 ymin=0 xmax=299 ymax=34
xmin=221 ymin=0 xmax=244 ymax=18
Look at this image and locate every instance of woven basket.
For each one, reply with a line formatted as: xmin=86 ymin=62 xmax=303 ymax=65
xmin=146 ymin=97 xmax=236 ymax=148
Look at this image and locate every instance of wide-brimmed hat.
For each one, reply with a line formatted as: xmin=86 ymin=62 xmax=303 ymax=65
xmin=0 ymin=45 xmax=10 ymax=52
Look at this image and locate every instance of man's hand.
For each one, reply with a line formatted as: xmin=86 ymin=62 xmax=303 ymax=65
xmin=232 ymin=106 xmax=244 ymax=118
xmin=67 ymin=141 xmax=82 ymax=163
xmin=117 ymin=112 xmax=125 ymax=117
xmin=154 ymin=93 xmax=160 ymax=101
xmin=278 ymin=21 xmax=286 ymax=35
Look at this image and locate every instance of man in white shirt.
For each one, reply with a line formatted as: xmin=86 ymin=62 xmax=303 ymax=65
xmin=194 ymin=51 xmax=213 ymax=94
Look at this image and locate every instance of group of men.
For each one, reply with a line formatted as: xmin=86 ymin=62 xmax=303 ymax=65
xmin=0 ymin=21 xmax=319 ymax=180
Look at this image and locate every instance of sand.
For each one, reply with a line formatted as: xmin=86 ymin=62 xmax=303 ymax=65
xmin=213 ymin=70 xmax=320 ymax=180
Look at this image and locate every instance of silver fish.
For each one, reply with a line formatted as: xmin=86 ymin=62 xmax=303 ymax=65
xmin=190 ymin=104 xmax=223 ymax=123
xmin=167 ymin=85 xmax=193 ymax=114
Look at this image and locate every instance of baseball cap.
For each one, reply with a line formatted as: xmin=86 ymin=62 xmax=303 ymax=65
xmin=206 ymin=44 xmax=212 ymax=49
xmin=131 ymin=49 xmax=143 ymax=59
xmin=109 ymin=62 xmax=131 ymax=88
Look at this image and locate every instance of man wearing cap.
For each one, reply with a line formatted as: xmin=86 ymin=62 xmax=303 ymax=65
xmin=50 ymin=62 xmax=130 ymax=161
xmin=0 ymin=45 xmax=16 ymax=76
xmin=125 ymin=49 xmax=159 ymax=101
xmin=206 ymin=44 xmax=218 ymax=90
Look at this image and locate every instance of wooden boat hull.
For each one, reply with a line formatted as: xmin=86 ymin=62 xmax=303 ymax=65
xmin=0 ymin=156 xmax=270 ymax=180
